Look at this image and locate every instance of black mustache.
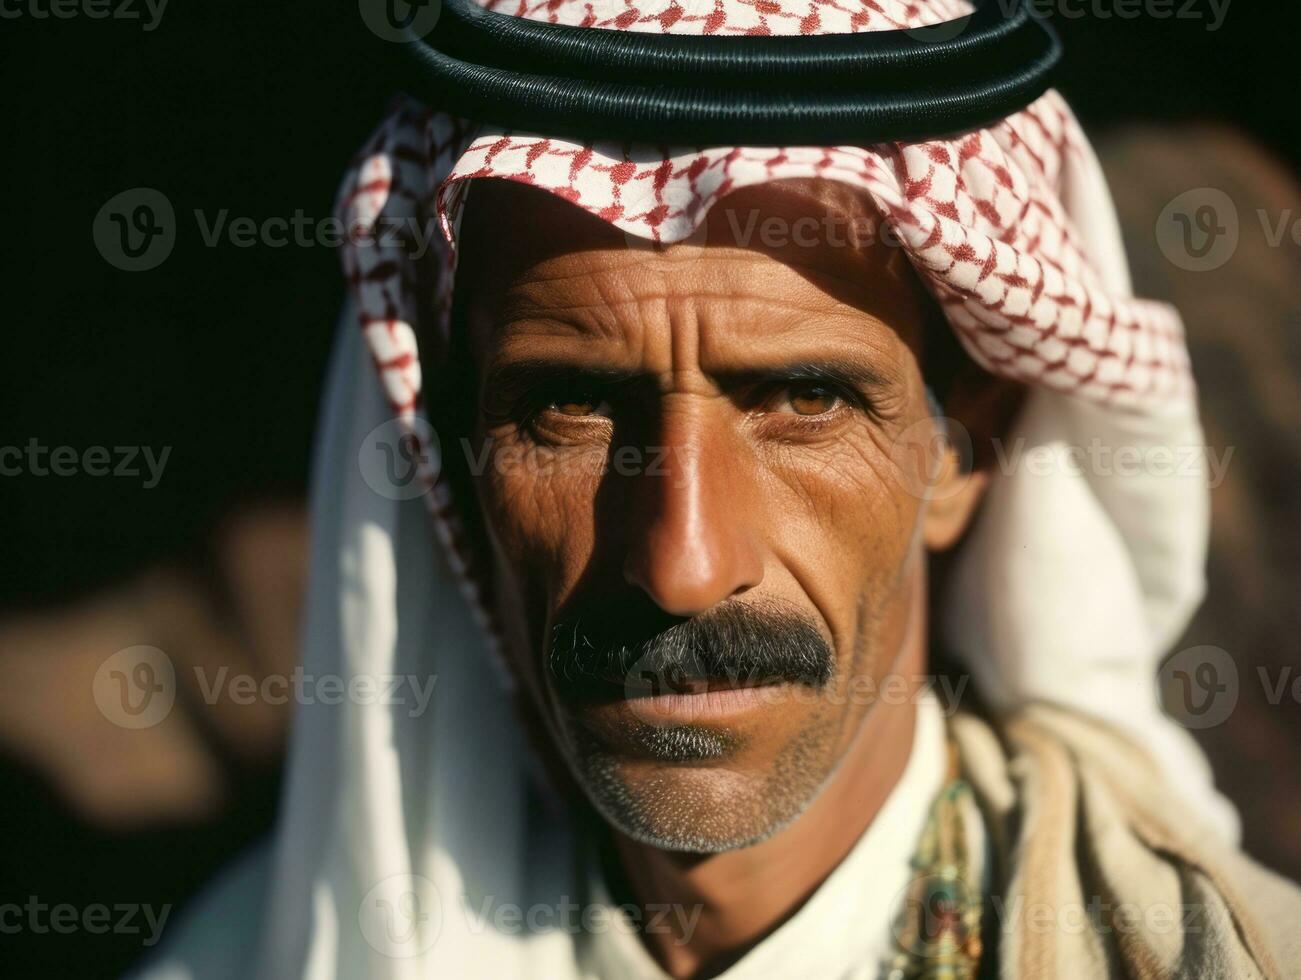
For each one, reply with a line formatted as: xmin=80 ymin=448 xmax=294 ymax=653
xmin=546 ymin=597 xmax=834 ymax=701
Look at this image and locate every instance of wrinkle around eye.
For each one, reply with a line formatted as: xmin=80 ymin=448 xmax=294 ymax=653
xmin=751 ymin=417 xmax=909 ymax=518
xmin=526 ymin=408 xmax=616 ymax=447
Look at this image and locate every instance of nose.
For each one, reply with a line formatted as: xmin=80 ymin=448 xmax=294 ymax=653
xmin=621 ymin=412 xmax=764 ymax=616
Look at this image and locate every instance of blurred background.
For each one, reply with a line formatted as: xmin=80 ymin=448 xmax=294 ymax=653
xmin=3 ymin=2 xmax=1299 ymax=976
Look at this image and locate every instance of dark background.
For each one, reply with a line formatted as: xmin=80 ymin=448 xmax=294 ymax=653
xmin=3 ymin=2 xmax=1299 ymax=977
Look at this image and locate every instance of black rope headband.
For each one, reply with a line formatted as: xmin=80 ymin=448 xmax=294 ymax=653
xmin=397 ymin=0 xmax=1060 ymax=145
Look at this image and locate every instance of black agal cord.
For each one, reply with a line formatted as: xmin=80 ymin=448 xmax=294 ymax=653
xmin=397 ymin=0 xmax=1060 ymax=145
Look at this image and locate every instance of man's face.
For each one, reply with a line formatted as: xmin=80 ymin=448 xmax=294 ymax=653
xmin=451 ymin=178 xmax=976 ymax=853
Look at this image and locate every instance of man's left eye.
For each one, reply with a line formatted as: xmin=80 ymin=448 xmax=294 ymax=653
xmin=769 ymin=382 xmax=844 ymax=417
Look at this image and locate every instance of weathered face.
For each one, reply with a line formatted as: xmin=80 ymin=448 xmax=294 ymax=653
xmin=446 ymin=178 xmax=985 ymax=853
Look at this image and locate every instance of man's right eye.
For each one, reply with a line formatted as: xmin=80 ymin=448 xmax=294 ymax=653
xmin=526 ymin=383 xmax=616 ymax=424
xmin=547 ymin=395 xmax=611 ymax=417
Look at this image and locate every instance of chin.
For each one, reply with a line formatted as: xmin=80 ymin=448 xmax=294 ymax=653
xmin=585 ymin=761 xmax=807 ymax=853
xmin=565 ymin=726 xmax=836 ymax=853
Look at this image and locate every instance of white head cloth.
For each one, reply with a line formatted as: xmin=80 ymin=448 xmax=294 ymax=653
xmin=134 ymin=1 xmax=1238 ymax=978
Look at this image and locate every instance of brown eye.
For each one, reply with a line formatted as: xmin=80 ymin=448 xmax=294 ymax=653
xmin=546 ymin=392 xmax=611 ymax=418
xmin=784 ymin=383 xmax=841 ymax=416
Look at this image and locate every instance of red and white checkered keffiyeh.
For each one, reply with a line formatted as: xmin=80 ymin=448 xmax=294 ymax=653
xmin=341 ymin=94 xmax=1194 ymax=428
xmin=339 ymin=1 xmax=1192 ymax=426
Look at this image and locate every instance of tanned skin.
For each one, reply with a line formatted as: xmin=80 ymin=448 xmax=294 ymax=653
xmin=437 ymin=177 xmax=997 ymax=979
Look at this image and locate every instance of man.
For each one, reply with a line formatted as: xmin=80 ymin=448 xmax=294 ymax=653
xmin=135 ymin=0 xmax=1300 ymax=977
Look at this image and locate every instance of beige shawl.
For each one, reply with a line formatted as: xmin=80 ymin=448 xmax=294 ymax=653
xmin=954 ymin=705 xmax=1301 ymax=979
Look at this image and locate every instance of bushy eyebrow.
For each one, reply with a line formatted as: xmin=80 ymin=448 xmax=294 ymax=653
xmin=482 ymin=357 xmax=897 ymax=403
xmin=483 ymin=359 xmax=641 ymax=400
xmin=711 ymin=360 xmax=894 ymax=394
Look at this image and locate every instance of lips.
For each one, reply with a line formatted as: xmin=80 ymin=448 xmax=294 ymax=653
xmin=619 ymin=681 xmax=797 ymax=725
xmin=566 ymin=668 xmax=804 ymax=733
xmin=565 ymin=662 xmax=793 ymax=706
xmin=619 ymin=668 xmax=787 ymax=699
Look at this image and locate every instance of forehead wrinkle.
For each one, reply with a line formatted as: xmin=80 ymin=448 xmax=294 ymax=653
xmin=491 ymin=267 xmax=666 ymax=347
xmin=493 ymin=293 xmax=902 ymax=356
xmin=596 ymin=242 xmax=911 ymax=308
xmin=473 ymin=239 xmax=929 ymax=386
xmin=683 ymin=244 xmax=909 ymax=297
xmin=463 ymin=176 xmax=928 ymax=329
xmin=496 ymin=254 xmax=907 ymax=330
xmin=696 ymin=313 xmax=908 ymax=385
xmin=487 ymin=312 xmax=911 ymax=403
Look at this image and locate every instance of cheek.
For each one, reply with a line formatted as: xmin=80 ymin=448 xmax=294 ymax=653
xmin=475 ymin=432 xmax=609 ymax=606
xmin=759 ymin=425 xmax=925 ymax=643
